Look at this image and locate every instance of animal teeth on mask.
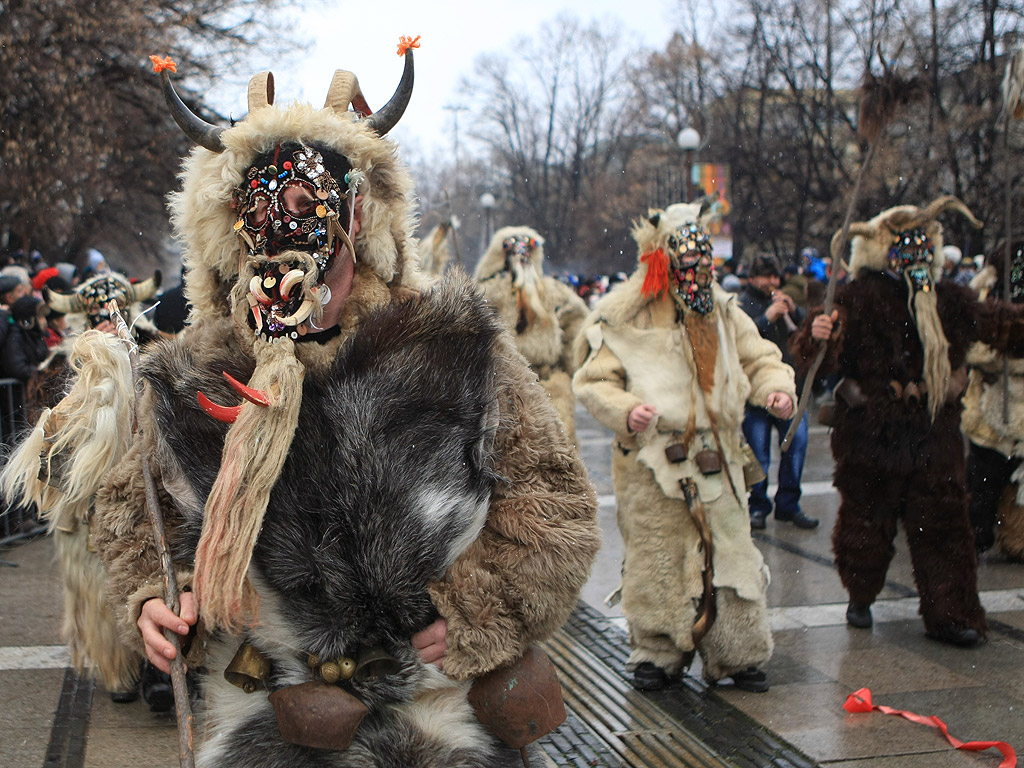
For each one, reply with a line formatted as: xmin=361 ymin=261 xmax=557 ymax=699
xmin=249 ymin=275 xmax=273 ymax=305
xmin=281 ymin=298 xmax=315 ymax=326
xmin=279 ymin=269 xmax=306 ymax=300
xmin=250 ymin=304 xmax=264 ymax=333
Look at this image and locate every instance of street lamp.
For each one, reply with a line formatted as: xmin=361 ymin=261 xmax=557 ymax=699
xmin=677 ymin=127 xmax=701 ymax=202
xmin=479 ymin=192 xmax=496 ymax=245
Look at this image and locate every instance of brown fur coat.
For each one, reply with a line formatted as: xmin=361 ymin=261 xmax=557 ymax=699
xmin=91 ymin=273 xmax=600 ymax=681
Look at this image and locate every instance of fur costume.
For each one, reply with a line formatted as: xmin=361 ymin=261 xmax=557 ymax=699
xmin=0 ymin=271 xmax=162 ymax=697
xmin=82 ymin=46 xmax=597 ymax=766
xmin=792 ymin=197 xmax=1024 ymax=639
xmin=474 ymin=226 xmax=588 ymax=441
xmin=572 ymin=203 xmax=795 ymax=682
xmin=962 ymin=261 xmax=1024 ymax=558
xmin=416 ymin=221 xmax=454 ymax=277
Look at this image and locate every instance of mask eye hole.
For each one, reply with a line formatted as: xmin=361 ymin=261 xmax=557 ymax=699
xmin=280 ymin=181 xmax=318 ymax=218
xmin=668 ymin=235 xmax=678 ymax=251
xmin=246 ymin=194 xmax=270 ymax=228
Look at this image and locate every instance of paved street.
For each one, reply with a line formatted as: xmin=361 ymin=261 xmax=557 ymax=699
xmin=1 ymin=402 xmax=1023 ymax=766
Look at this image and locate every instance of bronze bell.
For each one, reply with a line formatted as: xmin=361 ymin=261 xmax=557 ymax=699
xmin=468 ymin=645 xmax=566 ymax=749
xmin=694 ymin=449 xmax=722 ymax=475
xmin=664 ymin=443 xmax=688 ymax=463
xmin=269 ymin=682 xmax=368 ymax=750
xmin=354 ymin=646 xmax=402 ymax=682
xmin=224 ymin=641 xmax=271 ymax=693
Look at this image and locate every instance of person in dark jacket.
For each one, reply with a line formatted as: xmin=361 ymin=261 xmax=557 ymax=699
xmin=738 ymin=255 xmax=818 ymax=530
xmin=3 ymin=295 xmax=49 ymax=383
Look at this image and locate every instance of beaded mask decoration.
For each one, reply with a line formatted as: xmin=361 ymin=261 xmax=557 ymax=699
xmin=232 ymin=142 xmax=362 ymax=339
xmin=502 ymin=235 xmax=539 ymax=273
xmin=668 ymin=223 xmax=715 ymax=315
xmin=887 ymin=227 xmax=935 ymax=293
xmin=44 ymin=272 xmax=161 ymax=328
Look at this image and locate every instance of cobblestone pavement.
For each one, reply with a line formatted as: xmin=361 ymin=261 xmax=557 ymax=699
xmin=2 ymin=403 xmax=1023 ymax=767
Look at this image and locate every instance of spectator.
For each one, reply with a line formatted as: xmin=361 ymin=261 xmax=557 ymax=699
xmin=3 ymin=295 xmax=49 ymax=383
xmin=739 ymin=255 xmax=819 ymax=530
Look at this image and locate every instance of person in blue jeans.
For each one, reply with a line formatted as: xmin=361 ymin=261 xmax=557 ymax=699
xmin=738 ymin=255 xmax=819 ymax=530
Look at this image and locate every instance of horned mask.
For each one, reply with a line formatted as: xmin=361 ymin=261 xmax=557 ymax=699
xmin=45 ymin=271 xmax=161 ymax=328
xmin=155 ymin=39 xmax=420 ymax=632
xmin=839 ymin=195 xmax=983 ymax=420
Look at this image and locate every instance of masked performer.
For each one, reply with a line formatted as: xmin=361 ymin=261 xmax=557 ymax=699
xmin=474 ymin=227 xmax=588 ymax=441
xmin=962 ymin=241 xmax=1024 ymax=559
xmin=573 ymin=203 xmax=795 ymax=692
xmin=5 ymin=43 xmax=599 ymax=766
xmin=795 ymin=197 xmax=1024 ymax=646
xmin=416 ymin=220 xmax=455 ymax=277
xmin=1 ymin=273 xmax=162 ymax=706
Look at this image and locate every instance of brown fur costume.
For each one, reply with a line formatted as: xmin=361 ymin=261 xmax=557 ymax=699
xmin=473 ymin=226 xmax=588 ymax=441
xmin=572 ymin=204 xmax=795 ymax=682
xmin=793 ymin=254 xmax=1024 ymax=638
xmin=78 ymin=50 xmax=598 ymax=767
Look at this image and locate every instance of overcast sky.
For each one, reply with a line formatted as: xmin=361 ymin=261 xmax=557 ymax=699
xmin=209 ymin=0 xmax=686 ymax=156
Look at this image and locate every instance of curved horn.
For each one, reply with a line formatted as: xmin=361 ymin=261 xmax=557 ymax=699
xmin=126 ymin=270 xmax=162 ymax=304
xmin=43 ymin=286 xmax=84 ymax=315
xmin=911 ymin=194 xmax=984 ymax=230
xmin=830 ymin=223 xmax=876 ymax=258
xmin=222 ymin=371 xmax=271 ymax=407
xmin=248 ymin=71 xmax=275 ymax=112
xmin=324 ymin=70 xmax=373 ymax=117
xmin=366 ymin=49 xmax=414 ymax=136
xmin=160 ymin=70 xmax=225 ymax=153
xmin=197 ymin=391 xmax=241 ymax=423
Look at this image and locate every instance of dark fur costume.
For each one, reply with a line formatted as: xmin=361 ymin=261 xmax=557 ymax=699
xmin=793 ymin=270 xmax=1024 ymax=635
xmin=98 ymin=277 xmax=551 ymax=767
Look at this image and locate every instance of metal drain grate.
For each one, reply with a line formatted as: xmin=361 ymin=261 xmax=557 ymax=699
xmin=538 ymin=603 xmax=820 ymax=768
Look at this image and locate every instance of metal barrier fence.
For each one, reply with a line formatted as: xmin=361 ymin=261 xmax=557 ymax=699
xmin=0 ymin=377 xmax=46 ymax=558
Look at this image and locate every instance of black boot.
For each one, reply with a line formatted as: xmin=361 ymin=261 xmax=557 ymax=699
xmin=140 ymin=661 xmax=174 ymax=712
xmin=731 ymin=666 xmax=769 ymax=692
xmin=846 ymin=602 xmax=873 ymax=629
xmin=927 ymin=626 xmax=983 ymax=648
xmin=631 ymin=662 xmax=669 ymax=691
xmin=109 ymin=688 xmax=138 ymax=704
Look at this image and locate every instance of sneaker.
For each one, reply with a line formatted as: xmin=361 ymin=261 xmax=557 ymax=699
xmin=750 ymin=511 xmax=768 ymax=530
xmin=631 ymin=662 xmax=669 ymax=691
xmin=846 ymin=602 xmax=873 ymax=629
xmin=926 ymin=625 xmax=983 ymax=648
xmin=731 ymin=666 xmax=769 ymax=693
xmin=775 ymin=510 xmax=819 ymax=529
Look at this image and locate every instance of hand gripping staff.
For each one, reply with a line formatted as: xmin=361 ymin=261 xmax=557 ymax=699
xmin=108 ymin=302 xmax=195 ymax=768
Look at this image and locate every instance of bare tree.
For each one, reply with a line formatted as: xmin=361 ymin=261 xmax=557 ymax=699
xmin=0 ymin=0 xmax=282 ymax=274
xmin=457 ymin=15 xmax=641 ymax=273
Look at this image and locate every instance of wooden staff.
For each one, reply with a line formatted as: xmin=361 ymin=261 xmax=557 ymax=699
xmin=780 ymin=141 xmax=877 ymax=452
xmin=782 ymin=62 xmax=927 ymax=452
xmin=1000 ymin=47 xmax=1023 ymax=423
xmin=108 ymin=302 xmax=195 ymax=768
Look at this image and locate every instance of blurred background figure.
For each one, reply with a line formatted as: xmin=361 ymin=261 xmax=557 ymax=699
xmin=474 ymin=225 xmax=588 ymax=440
xmin=738 ymin=255 xmax=818 ymax=530
xmin=962 ymin=241 xmax=1024 ymax=560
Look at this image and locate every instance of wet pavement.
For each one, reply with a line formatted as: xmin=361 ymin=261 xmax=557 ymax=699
xmin=1 ymin=402 xmax=1023 ymax=767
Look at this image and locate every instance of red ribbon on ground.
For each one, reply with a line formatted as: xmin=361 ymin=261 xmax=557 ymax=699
xmin=843 ymin=688 xmax=1017 ymax=768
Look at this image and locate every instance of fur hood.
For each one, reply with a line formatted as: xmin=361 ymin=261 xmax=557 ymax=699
xmin=473 ymin=226 xmax=545 ymax=281
xmin=169 ymin=67 xmax=424 ymax=326
xmin=843 ymin=195 xmax=982 ymax=280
